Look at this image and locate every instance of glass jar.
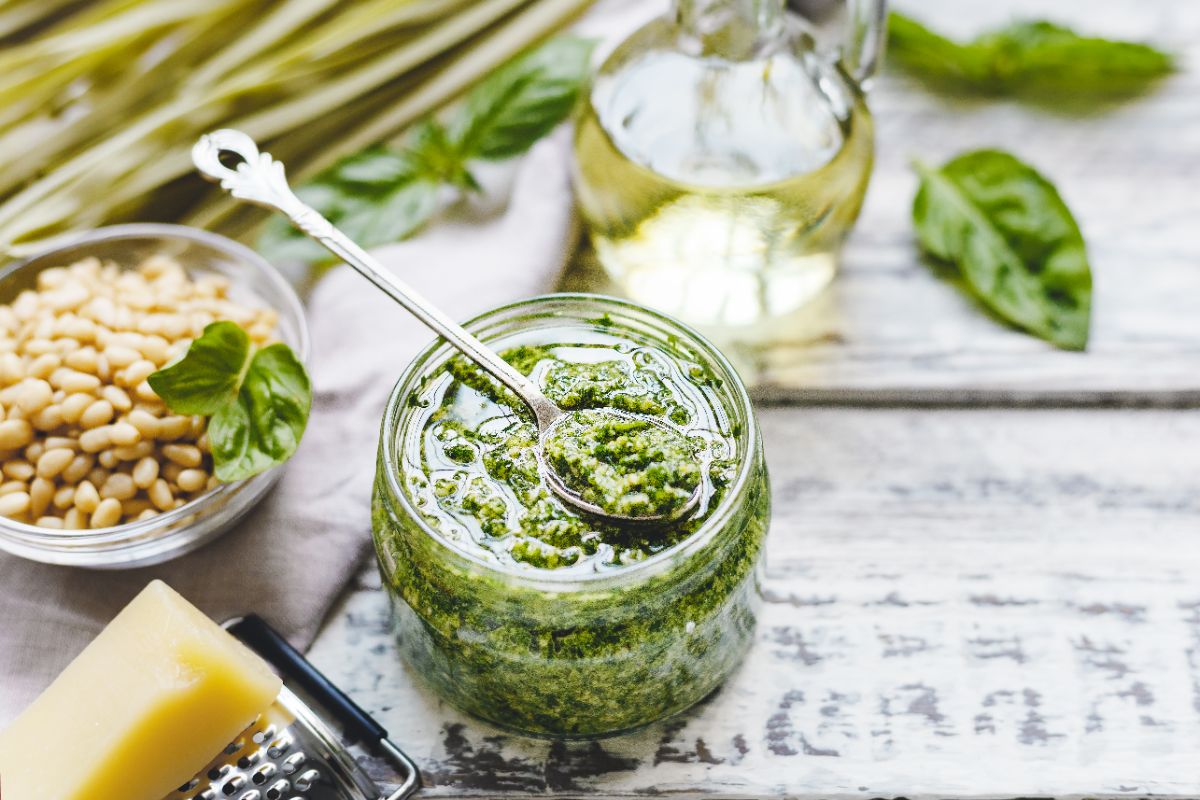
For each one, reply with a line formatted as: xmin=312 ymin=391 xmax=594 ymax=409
xmin=573 ymin=0 xmax=886 ymax=329
xmin=371 ymin=294 xmax=770 ymax=737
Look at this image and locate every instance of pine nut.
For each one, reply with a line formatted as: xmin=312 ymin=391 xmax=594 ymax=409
xmin=112 ymin=441 xmax=153 ymax=461
xmin=148 ymin=479 xmax=173 ymax=511
xmin=51 ymin=368 xmax=101 ymax=393
xmin=97 ymin=449 xmax=119 ymax=469
xmin=108 ymin=422 xmax=140 ymax=447
xmin=100 ymin=385 xmax=132 ymax=412
xmin=132 ymin=457 xmax=159 ymax=489
xmin=104 ymin=345 xmax=140 ymax=369
xmin=158 ymin=416 xmax=191 ymax=440
xmin=79 ymin=426 xmax=113 ymax=453
xmin=28 ymin=354 xmax=61 ymax=380
xmin=64 ymin=507 xmax=87 ymax=529
xmin=0 ymin=491 xmax=31 ymax=517
xmin=176 ymin=469 xmax=208 ymax=493
xmin=127 ymin=409 xmax=159 ymax=438
xmin=162 ymin=444 xmax=202 ymax=468
xmin=90 ymin=498 xmax=122 ymax=528
xmin=59 ymin=392 xmax=94 ymax=424
xmin=100 ymin=473 xmax=137 ymax=501
xmin=60 ymin=454 xmax=93 ymax=484
xmin=0 ymin=481 xmax=27 ymax=496
xmin=36 ymin=448 xmax=74 ymax=479
xmin=64 ymin=347 xmax=99 ymax=374
xmin=80 ymin=399 xmax=115 ymax=428
xmin=16 ymin=379 xmax=53 ymax=414
xmin=53 ymin=484 xmax=75 ymax=510
xmin=0 ymin=420 xmax=33 ymax=450
xmin=36 ymin=516 xmax=64 ymax=529
xmin=30 ymin=477 xmax=54 ymax=517
xmin=74 ymin=480 xmax=100 ymax=513
xmin=2 ymin=460 xmax=34 ymax=481
xmin=30 ymin=405 xmax=64 ymax=432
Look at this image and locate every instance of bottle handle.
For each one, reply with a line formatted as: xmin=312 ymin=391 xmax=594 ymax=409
xmin=841 ymin=0 xmax=887 ymax=87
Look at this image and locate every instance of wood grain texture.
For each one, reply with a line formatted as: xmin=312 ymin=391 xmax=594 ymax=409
xmin=560 ymin=0 xmax=1200 ymax=403
xmin=308 ymin=407 xmax=1200 ymax=799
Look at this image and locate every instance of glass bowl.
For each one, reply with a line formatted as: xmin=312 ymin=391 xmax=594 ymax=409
xmin=0 ymin=224 xmax=309 ymax=569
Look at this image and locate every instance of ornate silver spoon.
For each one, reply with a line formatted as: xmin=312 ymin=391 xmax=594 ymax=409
xmin=192 ymin=129 xmax=701 ymax=525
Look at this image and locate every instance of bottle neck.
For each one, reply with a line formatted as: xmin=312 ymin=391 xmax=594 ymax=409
xmin=672 ymin=0 xmax=787 ymax=58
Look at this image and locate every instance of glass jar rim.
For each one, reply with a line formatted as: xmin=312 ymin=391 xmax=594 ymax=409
xmin=379 ymin=292 xmax=761 ymax=591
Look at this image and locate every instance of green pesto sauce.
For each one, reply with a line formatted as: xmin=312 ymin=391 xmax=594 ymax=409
xmin=373 ymin=314 xmax=770 ymax=736
xmin=407 ymin=341 xmax=737 ymax=571
xmin=542 ymin=408 xmax=701 ymax=518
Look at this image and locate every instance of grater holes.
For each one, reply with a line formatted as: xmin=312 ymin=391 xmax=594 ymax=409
xmin=280 ymin=752 xmax=306 ymax=774
xmin=207 ymin=765 xmax=231 ymax=782
xmin=264 ymin=779 xmax=290 ymax=800
xmin=293 ymin=769 xmax=320 ymax=792
xmin=266 ymin=734 xmax=293 ymax=759
xmin=252 ymin=724 xmax=276 ymax=744
xmin=224 ymin=738 xmax=246 ymax=755
xmin=221 ymin=775 xmax=247 ymax=796
xmin=178 ymin=778 xmax=200 ymax=792
xmin=237 ymin=749 xmax=261 ymax=770
xmin=237 ymin=792 xmax=262 ymax=800
xmin=251 ymin=763 xmax=277 ymax=785
xmin=189 ymin=790 xmax=216 ymax=800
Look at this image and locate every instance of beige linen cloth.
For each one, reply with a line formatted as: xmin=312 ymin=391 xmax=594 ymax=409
xmin=0 ymin=133 xmax=580 ymax=724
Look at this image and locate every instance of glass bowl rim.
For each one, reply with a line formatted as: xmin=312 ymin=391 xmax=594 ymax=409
xmin=379 ymin=292 xmax=762 ymax=590
xmin=0 ymin=223 xmax=309 ymax=549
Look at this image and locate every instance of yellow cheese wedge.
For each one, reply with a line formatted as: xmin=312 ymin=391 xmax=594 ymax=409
xmin=0 ymin=580 xmax=282 ymax=800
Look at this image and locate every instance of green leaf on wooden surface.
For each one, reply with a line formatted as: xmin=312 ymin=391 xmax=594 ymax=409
xmin=889 ymin=12 xmax=1175 ymax=102
xmin=912 ymin=149 xmax=1092 ymax=350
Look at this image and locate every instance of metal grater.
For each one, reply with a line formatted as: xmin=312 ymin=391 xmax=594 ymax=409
xmin=167 ymin=615 xmax=420 ymax=800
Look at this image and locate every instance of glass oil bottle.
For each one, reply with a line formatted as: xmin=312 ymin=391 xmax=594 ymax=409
xmin=573 ymin=0 xmax=886 ymax=329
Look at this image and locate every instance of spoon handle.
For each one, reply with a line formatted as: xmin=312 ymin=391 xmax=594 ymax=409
xmin=193 ymin=129 xmax=559 ymax=427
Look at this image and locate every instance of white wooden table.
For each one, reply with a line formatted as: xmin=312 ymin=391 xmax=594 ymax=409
xmin=308 ymin=0 xmax=1200 ymax=796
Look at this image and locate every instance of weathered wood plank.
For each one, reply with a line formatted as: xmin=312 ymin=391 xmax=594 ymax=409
xmin=561 ymin=0 xmax=1200 ymax=403
xmin=308 ymin=407 xmax=1200 ymax=798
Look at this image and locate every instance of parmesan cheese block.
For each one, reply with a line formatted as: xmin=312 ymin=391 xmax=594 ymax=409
xmin=0 ymin=580 xmax=281 ymax=800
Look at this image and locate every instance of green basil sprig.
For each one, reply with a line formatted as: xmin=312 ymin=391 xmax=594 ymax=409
xmin=258 ymin=36 xmax=595 ymax=265
xmin=889 ymin=12 xmax=1174 ymax=103
xmin=912 ymin=150 xmax=1092 ymax=351
xmin=149 ymin=322 xmax=312 ymax=481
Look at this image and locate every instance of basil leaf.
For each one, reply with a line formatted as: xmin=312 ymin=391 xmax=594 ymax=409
xmin=912 ymin=150 xmax=1092 ymax=350
xmin=889 ymin=12 xmax=1174 ymax=102
xmin=147 ymin=321 xmax=251 ymax=415
xmin=450 ymin=36 xmax=595 ymax=160
xmin=150 ymin=323 xmax=311 ymax=482
xmin=259 ymin=177 xmax=439 ymax=265
xmin=255 ymin=36 xmax=593 ymax=266
xmin=210 ymin=344 xmax=312 ymax=482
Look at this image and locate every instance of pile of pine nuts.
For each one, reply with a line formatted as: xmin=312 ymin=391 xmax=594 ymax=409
xmin=0 ymin=255 xmax=277 ymax=530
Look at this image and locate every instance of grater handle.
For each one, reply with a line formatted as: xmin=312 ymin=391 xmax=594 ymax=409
xmin=226 ymin=614 xmax=387 ymax=743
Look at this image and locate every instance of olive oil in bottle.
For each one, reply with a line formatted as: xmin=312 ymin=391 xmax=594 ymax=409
xmin=572 ymin=0 xmax=881 ymax=329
